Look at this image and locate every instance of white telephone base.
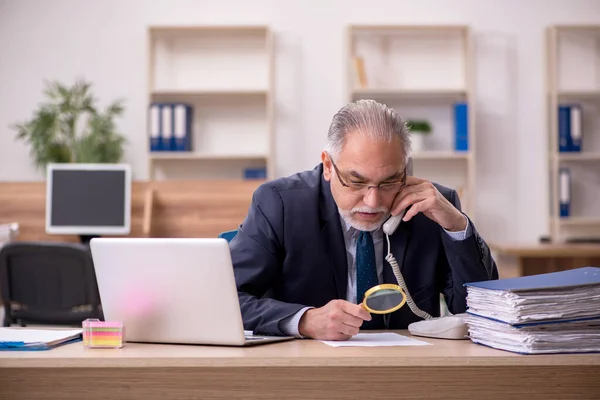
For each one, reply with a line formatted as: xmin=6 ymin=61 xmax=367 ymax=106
xmin=407 ymin=314 xmax=469 ymax=340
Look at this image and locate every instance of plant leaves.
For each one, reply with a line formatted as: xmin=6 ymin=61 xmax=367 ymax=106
xmin=11 ymin=78 xmax=125 ymax=170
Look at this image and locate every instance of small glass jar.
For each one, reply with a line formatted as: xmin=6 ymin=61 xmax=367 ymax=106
xmin=82 ymin=318 xmax=125 ymax=349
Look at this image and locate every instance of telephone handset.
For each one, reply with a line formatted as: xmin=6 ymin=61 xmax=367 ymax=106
xmin=382 ymin=212 xmax=403 ymax=237
xmin=381 ymin=157 xmax=469 ymax=340
xmin=383 ymin=156 xmax=413 ymax=236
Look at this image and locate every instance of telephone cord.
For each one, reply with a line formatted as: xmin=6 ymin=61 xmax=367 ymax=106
xmin=385 ymin=233 xmax=433 ymax=320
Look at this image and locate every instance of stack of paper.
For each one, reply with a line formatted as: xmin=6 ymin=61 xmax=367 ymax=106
xmin=464 ymin=266 xmax=600 ymax=354
xmin=0 ymin=328 xmax=82 ymax=351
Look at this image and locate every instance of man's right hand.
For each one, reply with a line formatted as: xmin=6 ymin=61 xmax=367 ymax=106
xmin=298 ymin=299 xmax=372 ymax=340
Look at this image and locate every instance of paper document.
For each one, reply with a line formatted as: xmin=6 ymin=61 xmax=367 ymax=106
xmin=319 ymin=332 xmax=431 ymax=347
xmin=0 ymin=328 xmax=82 ymax=350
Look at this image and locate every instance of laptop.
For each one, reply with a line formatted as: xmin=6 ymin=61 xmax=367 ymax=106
xmin=89 ymin=237 xmax=294 ymax=346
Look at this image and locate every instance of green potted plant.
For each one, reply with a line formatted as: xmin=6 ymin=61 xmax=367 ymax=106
xmin=406 ymin=119 xmax=432 ymax=153
xmin=12 ymin=79 xmax=127 ymax=172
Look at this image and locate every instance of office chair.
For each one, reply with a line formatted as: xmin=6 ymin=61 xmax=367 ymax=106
xmin=219 ymin=230 xmax=238 ymax=242
xmin=0 ymin=241 xmax=104 ymax=327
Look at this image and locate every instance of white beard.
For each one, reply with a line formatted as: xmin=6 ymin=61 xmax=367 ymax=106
xmin=338 ymin=206 xmax=390 ymax=232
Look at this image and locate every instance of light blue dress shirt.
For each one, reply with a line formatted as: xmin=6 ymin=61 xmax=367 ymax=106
xmin=280 ymin=214 xmax=472 ymax=337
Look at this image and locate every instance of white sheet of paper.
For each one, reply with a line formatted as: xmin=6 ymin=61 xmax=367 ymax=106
xmin=0 ymin=328 xmax=82 ymax=344
xmin=319 ymin=332 xmax=432 ymax=347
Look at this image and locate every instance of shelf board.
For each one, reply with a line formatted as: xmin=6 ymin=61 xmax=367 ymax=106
xmin=553 ymin=25 xmax=600 ymax=33
xmin=349 ymin=24 xmax=468 ymax=34
xmin=351 ymin=88 xmax=467 ymax=101
xmin=149 ymin=152 xmax=267 ymax=161
xmin=557 ymin=90 xmax=600 ymax=101
xmin=151 ymin=89 xmax=268 ymax=97
xmin=412 ymin=151 xmax=470 ymax=160
xmin=149 ymin=25 xmax=269 ymax=37
xmin=556 ymin=217 xmax=600 ymax=227
xmin=555 ymin=152 xmax=600 ymax=161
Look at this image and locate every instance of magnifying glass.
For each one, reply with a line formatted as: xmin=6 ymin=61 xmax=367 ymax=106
xmin=361 ymin=284 xmax=407 ymax=314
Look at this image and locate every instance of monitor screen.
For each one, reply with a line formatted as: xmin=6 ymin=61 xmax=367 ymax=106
xmin=45 ymin=163 xmax=131 ymax=235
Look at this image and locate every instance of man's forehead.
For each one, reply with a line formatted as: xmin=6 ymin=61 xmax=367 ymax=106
xmin=335 ymin=148 xmax=407 ymax=170
xmin=340 ymin=159 xmax=406 ymax=181
xmin=340 ymin=133 xmax=404 ymax=156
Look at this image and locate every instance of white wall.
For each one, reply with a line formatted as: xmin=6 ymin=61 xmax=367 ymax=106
xmin=1 ymin=0 xmax=599 ymax=244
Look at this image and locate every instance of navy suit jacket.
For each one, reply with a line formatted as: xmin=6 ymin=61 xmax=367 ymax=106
xmin=230 ymin=164 xmax=498 ymax=335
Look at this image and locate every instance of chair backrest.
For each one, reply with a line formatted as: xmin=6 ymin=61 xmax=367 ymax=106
xmin=218 ymin=230 xmax=238 ymax=242
xmin=0 ymin=241 xmax=103 ymax=327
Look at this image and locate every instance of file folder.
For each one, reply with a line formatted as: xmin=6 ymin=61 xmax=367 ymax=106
xmin=464 ymin=267 xmax=600 ymax=354
xmin=558 ymin=104 xmax=583 ymax=152
xmin=453 ymin=103 xmax=468 ymax=151
xmin=149 ymin=103 xmax=162 ymax=151
xmin=161 ymin=103 xmax=174 ymax=152
xmin=570 ymin=104 xmax=582 ymax=152
xmin=559 ymin=167 xmax=571 ymax=218
xmin=558 ymin=105 xmax=571 ymax=152
xmin=173 ymin=103 xmax=193 ymax=151
xmin=464 ymin=314 xmax=600 ymax=354
xmin=465 ymin=266 xmax=600 ymax=292
xmin=244 ymin=167 xmax=267 ymax=179
xmin=0 ymin=328 xmax=82 ymax=351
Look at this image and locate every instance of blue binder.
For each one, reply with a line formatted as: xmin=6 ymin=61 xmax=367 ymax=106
xmin=149 ymin=103 xmax=162 ymax=152
xmin=558 ymin=104 xmax=583 ymax=152
xmin=160 ymin=103 xmax=174 ymax=152
xmin=464 ymin=267 xmax=600 ymax=354
xmin=558 ymin=105 xmax=571 ymax=152
xmin=453 ymin=103 xmax=468 ymax=151
xmin=244 ymin=167 xmax=267 ymax=179
xmin=173 ymin=103 xmax=193 ymax=151
xmin=559 ymin=167 xmax=571 ymax=218
xmin=570 ymin=104 xmax=582 ymax=152
xmin=465 ymin=266 xmax=600 ymax=292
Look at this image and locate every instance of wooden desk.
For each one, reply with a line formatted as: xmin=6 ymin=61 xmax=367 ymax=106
xmin=490 ymin=242 xmax=600 ymax=278
xmin=1 ymin=331 xmax=599 ymax=399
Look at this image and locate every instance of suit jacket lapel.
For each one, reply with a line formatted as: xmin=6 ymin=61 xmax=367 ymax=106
xmin=321 ymin=217 xmax=348 ymax=300
xmin=319 ymin=170 xmax=348 ymax=300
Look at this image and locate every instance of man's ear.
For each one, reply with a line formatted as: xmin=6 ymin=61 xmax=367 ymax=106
xmin=321 ymin=151 xmax=332 ymax=181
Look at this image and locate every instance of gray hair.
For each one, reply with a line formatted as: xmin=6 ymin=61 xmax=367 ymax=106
xmin=325 ymin=99 xmax=411 ymax=162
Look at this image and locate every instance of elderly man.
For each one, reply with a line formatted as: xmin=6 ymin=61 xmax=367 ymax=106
xmin=230 ymin=99 xmax=498 ymax=341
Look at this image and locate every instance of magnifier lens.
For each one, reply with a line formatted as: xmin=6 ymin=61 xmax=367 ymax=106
xmin=363 ymin=285 xmax=406 ymax=314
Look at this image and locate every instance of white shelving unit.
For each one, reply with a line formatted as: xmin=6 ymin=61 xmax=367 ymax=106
xmin=346 ymin=25 xmax=475 ymax=217
xmin=146 ymin=25 xmax=274 ymax=180
xmin=546 ymin=25 xmax=600 ymax=242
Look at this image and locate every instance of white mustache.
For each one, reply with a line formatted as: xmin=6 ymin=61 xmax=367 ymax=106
xmin=351 ymin=206 xmax=388 ymax=214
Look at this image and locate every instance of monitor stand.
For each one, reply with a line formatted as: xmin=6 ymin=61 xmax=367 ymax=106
xmin=79 ymin=235 xmax=101 ymax=246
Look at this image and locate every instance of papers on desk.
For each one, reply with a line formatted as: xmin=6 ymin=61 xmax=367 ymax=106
xmin=464 ymin=266 xmax=600 ymax=354
xmin=464 ymin=315 xmax=600 ymax=354
xmin=0 ymin=328 xmax=82 ymax=351
xmin=319 ymin=332 xmax=431 ymax=347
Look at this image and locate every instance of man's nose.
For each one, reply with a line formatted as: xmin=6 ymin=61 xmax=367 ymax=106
xmin=362 ymin=187 xmax=382 ymax=208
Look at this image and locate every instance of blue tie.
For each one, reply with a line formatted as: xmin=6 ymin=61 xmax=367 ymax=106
xmin=356 ymin=230 xmax=379 ymax=305
xmin=356 ymin=230 xmax=382 ymax=330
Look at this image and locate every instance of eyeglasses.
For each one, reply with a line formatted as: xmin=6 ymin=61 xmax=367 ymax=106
xmin=329 ymin=155 xmax=406 ymax=195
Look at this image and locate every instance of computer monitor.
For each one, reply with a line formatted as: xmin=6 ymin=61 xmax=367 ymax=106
xmin=45 ymin=163 xmax=132 ymax=243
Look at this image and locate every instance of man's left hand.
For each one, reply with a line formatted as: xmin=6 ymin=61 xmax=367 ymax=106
xmin=391 ymin=176 xmax=466 ymax=232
